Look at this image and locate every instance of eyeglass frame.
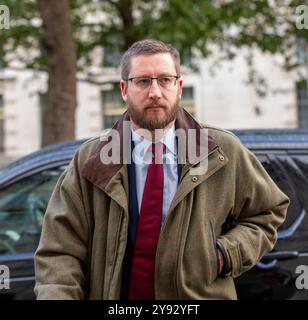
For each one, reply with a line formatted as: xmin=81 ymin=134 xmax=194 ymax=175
xmin=124 ymin=75 xmax=181 ymax=90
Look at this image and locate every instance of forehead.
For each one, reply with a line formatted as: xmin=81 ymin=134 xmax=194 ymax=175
xmin=129 ymin=53 xmax=176 ymax=77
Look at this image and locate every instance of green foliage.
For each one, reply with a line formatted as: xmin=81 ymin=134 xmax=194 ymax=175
xmin=0 ymin=0 xmax=306 ymax=74
xmin=0 ymin=0 xmax=42 ymax=68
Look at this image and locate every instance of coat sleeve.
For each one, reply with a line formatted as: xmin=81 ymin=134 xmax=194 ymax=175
xmin=34 ymin=153 xmax=90 ymax=299
xmin=216 ymin=142 xmax=290 ymax=278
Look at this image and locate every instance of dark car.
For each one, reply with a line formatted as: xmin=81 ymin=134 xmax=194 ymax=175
xmin=0 ymin=129 xmax=308 ymax=300
xmin=233 ymin=129 xmax=308 ymax=300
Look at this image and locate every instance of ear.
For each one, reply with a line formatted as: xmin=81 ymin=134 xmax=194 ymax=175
xmin=178 ymin=78 xmax=183 ymax=99
xmin=120 ymin=80 xmax=128 ymax=102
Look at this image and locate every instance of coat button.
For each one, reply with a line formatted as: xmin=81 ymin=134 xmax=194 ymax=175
xmin=219 ymin=155 xmax=225 ymax=161
xmin=192 ymin=176 xmax=198 ymax=182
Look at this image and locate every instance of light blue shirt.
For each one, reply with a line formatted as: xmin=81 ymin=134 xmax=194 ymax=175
xmin=131 ymin=124 xmax=179 ymax=222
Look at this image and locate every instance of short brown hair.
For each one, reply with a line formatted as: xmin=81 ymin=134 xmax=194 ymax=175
xmin=120 ymin=39 xmax=181 ymax=80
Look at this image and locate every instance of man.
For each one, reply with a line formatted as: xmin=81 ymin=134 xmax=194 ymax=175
xmin=34 ymin=39 xmax=289 ymax=300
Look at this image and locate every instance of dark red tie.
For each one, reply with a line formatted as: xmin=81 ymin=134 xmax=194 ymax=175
xmin=128 ymin=142 xmax=165 ymax=300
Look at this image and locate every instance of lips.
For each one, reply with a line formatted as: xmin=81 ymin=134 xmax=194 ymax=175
xmin=146 ymin=105 xmax=165 ymax=109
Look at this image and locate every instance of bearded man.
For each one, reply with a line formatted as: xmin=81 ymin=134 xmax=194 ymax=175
xmin=34 ymin=39 xmax=289 ymax=300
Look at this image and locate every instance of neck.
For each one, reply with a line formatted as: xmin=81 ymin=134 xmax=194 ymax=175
xmin=131 ymin=120 xmax=175 ymax=142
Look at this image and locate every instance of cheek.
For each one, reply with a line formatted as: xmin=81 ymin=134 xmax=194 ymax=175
xmin=129 ymin=92 xmax=146 ymax=104
xmin=166 ymin=92 xmax=179 ymax=105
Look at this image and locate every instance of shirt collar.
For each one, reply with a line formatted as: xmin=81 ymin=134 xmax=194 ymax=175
xmin=131 ymin=123 xmax=177 ymax=158
xmin=162 ymin=124 xmax=177 ymax=156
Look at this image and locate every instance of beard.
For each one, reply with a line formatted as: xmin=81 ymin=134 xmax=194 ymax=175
xmin=127 ymin=96 xmax=180 ymax=131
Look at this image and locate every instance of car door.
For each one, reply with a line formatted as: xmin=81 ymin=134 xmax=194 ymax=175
xmin=0 ymin=166 xmax=65 ymax=299
xmin=235 ymin=149 xmax=308 ymax=300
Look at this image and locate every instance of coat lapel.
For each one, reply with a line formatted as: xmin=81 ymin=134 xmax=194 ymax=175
xmin=81 ymin=107 xmax=221 ymax=212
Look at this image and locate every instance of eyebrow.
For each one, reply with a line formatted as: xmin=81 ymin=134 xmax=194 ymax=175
xmin=129 ymin=74 xmax=175 ymax=78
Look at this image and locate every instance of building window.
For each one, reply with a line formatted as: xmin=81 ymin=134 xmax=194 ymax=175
xmin=103 ymin=45 xmax=122 ymax=68
xmin=104 ymin=115 xmax=123 ymax=129
xmin=101 ymin=85 xmax=126 ymax=129
xmin=296 ymin=33 xmax=308 ymax=64
xmin=182 ymin=47 xmax=192 ymax=67
xmin=181 ymin=87 xmax=195 ymax=116
xmin=297 ymin=80 xmax=308 ymax=128
xmin=0 ymin=94 xmax=4 ymax=152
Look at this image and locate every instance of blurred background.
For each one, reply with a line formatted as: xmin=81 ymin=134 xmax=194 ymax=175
xmin=0 ymin=0 xmax=307 ymax=166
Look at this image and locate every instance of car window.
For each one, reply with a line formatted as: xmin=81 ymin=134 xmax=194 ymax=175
xmin=256 ymin=153 xmax=302 ymax=231
xmin=0 ymin=166 xmax=65 ymax=255
xmin=291 ymin=154 xmax=308 ymax=206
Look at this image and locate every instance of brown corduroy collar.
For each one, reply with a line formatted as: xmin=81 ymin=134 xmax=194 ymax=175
xmin=81 ymin=107 xmax=217 ymax=191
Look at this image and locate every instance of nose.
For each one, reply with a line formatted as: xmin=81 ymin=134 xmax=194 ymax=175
xmin=148 ymin=78 xmax=162 ymax=99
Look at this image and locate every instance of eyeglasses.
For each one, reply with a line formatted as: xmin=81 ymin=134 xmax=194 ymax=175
xmin=125 ymin=75 xmax=180 ymax=90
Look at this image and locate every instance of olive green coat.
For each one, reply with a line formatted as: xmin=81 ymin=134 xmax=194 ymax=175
xmin=34 ymin=108 xmax=289 ymax=300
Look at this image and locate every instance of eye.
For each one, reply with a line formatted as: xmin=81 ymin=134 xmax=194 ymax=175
xmin=136 ymin=78 xmax=151 ymax=87
xmin=158 ymin=77 xmax=172 ymax=86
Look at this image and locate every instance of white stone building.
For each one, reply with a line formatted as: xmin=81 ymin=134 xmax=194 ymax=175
xmin=0 ymin=44 xmax=307 ymax=159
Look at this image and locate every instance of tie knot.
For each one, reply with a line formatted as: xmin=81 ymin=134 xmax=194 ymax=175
xmin=151 ymin=142 xmax=165 ymax=164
